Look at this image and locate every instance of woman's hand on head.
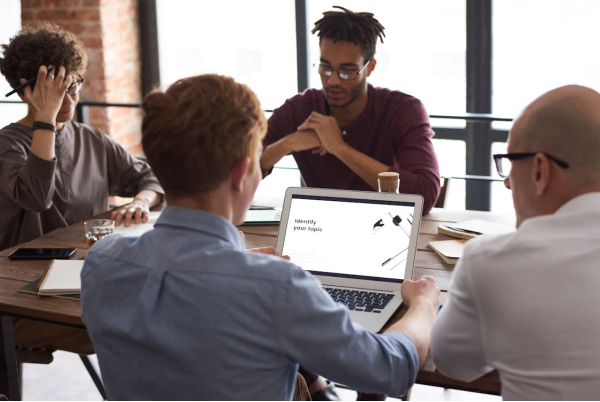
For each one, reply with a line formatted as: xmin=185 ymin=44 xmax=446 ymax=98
xmin=20 ymin=65 xmax=72 ymax=125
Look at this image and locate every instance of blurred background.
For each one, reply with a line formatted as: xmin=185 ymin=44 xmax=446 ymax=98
xmin=2 ymin=0 xmax=599 ymax=214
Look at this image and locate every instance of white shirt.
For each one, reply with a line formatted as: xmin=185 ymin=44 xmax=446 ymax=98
xmin=430 ymin=192 xmax=600 ymax=400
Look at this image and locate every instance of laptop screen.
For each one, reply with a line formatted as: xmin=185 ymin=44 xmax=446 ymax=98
xmin=280 ymin=193 xmax=418 ymax=283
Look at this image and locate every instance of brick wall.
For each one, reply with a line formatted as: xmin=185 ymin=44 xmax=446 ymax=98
xmin=21 ymin=0 xmax=144 ymax=156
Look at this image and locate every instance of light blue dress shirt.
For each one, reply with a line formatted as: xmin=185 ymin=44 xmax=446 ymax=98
xmin=81 ymin=206 xmax=418 ymax=400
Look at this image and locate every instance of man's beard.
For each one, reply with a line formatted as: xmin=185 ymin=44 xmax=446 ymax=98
xmin=326 ymin=74 xmax=368 ymax=109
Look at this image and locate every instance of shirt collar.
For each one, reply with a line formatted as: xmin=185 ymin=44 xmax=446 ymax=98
xmin=154 ymin=206 xmax=245 ymax=250
xmin=555 ymin=192 xmax=600 ymax=215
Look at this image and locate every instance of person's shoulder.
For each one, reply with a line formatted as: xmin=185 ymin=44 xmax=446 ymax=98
xmin=0 ymin=123 xmax=31 ymax=139
xmin=1 ymin=122 xmax=28 ymax=133
xmin=87 ymin=233 xmax=137 ymax=260
xmin=371 ymin=85 xmax=425 ymax=109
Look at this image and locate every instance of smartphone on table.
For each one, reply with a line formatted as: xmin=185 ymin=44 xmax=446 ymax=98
xmin=8 ymin=248 xmax=77 ymax=260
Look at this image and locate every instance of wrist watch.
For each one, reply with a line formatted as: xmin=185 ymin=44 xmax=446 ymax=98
xmin=33 ymin=121 xmax=57 ymax=133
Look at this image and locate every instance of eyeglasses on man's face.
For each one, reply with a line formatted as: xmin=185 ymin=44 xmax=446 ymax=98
xmin=493 ymin=152 xmax=570 ymax=178
xmin=315 ymin=60 xmax=370 ymax=81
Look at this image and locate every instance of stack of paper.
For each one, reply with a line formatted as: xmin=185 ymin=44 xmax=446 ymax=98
xmin=438 ymin=219 xmax=515 ymax=240
xmin=428 ymin=240 xmax=467 ymax=265
xmin=112 ymin=211 xmax=161 ymax=237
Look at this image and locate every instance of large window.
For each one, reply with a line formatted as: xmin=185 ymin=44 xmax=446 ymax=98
xmin=149 ymin=0 xmax=600 ymax=212
xmin=0 ymin=0 xmax=25 ymax=128
xmin=156 ymin=0 xmax=297 ymax=110
xmin=493 ymin=0 xmax=600 ymax=121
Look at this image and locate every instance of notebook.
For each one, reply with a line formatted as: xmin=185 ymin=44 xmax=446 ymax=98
xmin=37 ymin=259 xmax=84 ymax=295
xmin=428 ymin=239 xmax=467 ymax=265
xmin=19 ymin=278 xmax=80 ymax=300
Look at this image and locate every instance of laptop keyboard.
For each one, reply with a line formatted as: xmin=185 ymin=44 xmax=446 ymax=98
xmin=323 ymin=287 xmax=394 ymax=313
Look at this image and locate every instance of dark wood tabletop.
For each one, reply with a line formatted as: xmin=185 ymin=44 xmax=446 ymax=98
xmin=0 ymin=208 xmax=512 ymax=399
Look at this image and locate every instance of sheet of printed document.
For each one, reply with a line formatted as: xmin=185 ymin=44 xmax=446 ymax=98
xmin=112 ymin=211 xmax=161 ymax=237
xmin=444 ymin=219 xmax=515 ymax=235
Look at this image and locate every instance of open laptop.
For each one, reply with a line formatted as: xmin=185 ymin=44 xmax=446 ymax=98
xmin=276 ymin=187 xmax=424 ymax=332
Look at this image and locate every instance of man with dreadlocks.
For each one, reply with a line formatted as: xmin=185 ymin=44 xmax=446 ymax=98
xmin=261 ymin=6 xmax=440 ymax=214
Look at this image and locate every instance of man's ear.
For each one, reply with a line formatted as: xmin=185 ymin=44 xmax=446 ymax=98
xmin=532 ymin=153 xmax=551 ymax=196
xmin=367 ymin=58 xmax=377 ymax=77
xmin=231 ymin=157 xmax=250 ymax=193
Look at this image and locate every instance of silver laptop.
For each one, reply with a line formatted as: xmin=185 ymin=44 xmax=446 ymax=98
xmin=276 ymin=187 xmax=423 ymax=332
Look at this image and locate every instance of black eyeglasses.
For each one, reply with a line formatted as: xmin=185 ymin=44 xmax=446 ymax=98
xmin=315 ymin=60 xmax=370 ymax=81
xmin=5 ymin=70 xmax=85 ymax=98
xmin=493 ymin=152 xmax=570 ymax=178
xmin=66 ymin=77 xmax=85 ymax=96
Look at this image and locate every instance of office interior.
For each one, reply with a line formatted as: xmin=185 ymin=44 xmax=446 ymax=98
xmin=0 ymin=0 xmax=598 ymax=400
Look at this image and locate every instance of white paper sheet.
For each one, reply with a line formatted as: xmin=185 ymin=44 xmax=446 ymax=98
xmin=112 ymin=211 xmax=161 ymax=237
xmin=446 ymin=219 xmax=515 ymax=235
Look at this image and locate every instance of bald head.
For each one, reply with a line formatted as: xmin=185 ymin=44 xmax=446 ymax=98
xmin=513 ymin=85 xmax=600 ymax=185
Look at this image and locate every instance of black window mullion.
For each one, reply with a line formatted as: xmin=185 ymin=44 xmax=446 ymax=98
xmin=465 ymin=0 xmax=493 ymax=211
xmin=139 ymin=0 xmax=161 ymax=97
xmin=296 ymin=0 xmax=310 ymax=93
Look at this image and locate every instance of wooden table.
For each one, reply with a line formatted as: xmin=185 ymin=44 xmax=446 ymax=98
xmin=0 ymin=208 xmax=514 ymax=400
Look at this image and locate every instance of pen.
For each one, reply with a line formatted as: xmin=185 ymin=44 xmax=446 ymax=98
xmin=5 ymin=67 xmax=55 ymax=97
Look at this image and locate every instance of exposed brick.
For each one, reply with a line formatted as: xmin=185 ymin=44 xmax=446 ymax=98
xmin=45 ymin=0 xmax=82 ymax=8
xmin=75 ymin=8 xmax=100 ymax=21
xmin=21 ymin=10 xmax=34 ymax=20
xmin=63 ymin=22 xmax=83 ymax=34
xmin=21 ymin=0 xmax=42 ymax=8
xmin=81 ymin=36 xmax=102 ymax=49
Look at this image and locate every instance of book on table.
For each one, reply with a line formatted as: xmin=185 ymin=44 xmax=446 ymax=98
xmin=18 ymin=278 xmax=80 ymax=300
xmin=36 ymin=259 xmax=84 ymax=296
xmin=428 ymin=239 xmax=467 ymax=265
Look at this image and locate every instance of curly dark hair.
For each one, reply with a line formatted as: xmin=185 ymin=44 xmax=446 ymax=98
xmin=0 ymin=21 xmax=88 ymax=94
xmin=312 ymin=6 xmax=385 ymax=61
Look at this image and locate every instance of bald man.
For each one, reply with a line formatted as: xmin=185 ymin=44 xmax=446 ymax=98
xmin=429 ymin=85 xmax=600 ymax=400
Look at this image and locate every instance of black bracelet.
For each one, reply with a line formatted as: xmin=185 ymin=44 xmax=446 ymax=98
xmin=33 ymin=121 xmax=57 ymax=133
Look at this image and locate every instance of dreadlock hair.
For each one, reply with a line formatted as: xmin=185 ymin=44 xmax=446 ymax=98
xmin=312 ymin=6 xmax=385 ymax=62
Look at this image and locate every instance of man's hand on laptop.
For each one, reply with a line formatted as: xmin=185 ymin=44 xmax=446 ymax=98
xmin=239 ymin=231 xmax=290 ymax=259
xmin=248 ymin=247 xmax=291 ymax=260
xmin=385 ymin=276 xmax=440 ymax=366
xmin=401 ymin=276 xmax=440 ymax=310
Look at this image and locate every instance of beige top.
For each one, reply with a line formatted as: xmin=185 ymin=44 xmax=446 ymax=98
xmin=0 ymin=121 xmax=164 ymax=251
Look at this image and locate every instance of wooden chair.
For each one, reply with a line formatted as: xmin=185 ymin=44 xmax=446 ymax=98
xmin=434 ymin=177 xmax=451 ymax=208
xmin=16 ymin=347 xmax=107 ymax=400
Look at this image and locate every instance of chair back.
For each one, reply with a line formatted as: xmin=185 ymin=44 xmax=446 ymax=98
xmin=434 ymin=177 xmax=451 ymax=208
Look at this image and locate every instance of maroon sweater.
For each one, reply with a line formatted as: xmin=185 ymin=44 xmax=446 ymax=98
xmin=264 ymin=84 xmax=440 ymax=213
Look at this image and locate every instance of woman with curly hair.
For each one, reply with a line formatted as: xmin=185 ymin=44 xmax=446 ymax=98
xmin=0 ymin=22 xmax=164 ymax=354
